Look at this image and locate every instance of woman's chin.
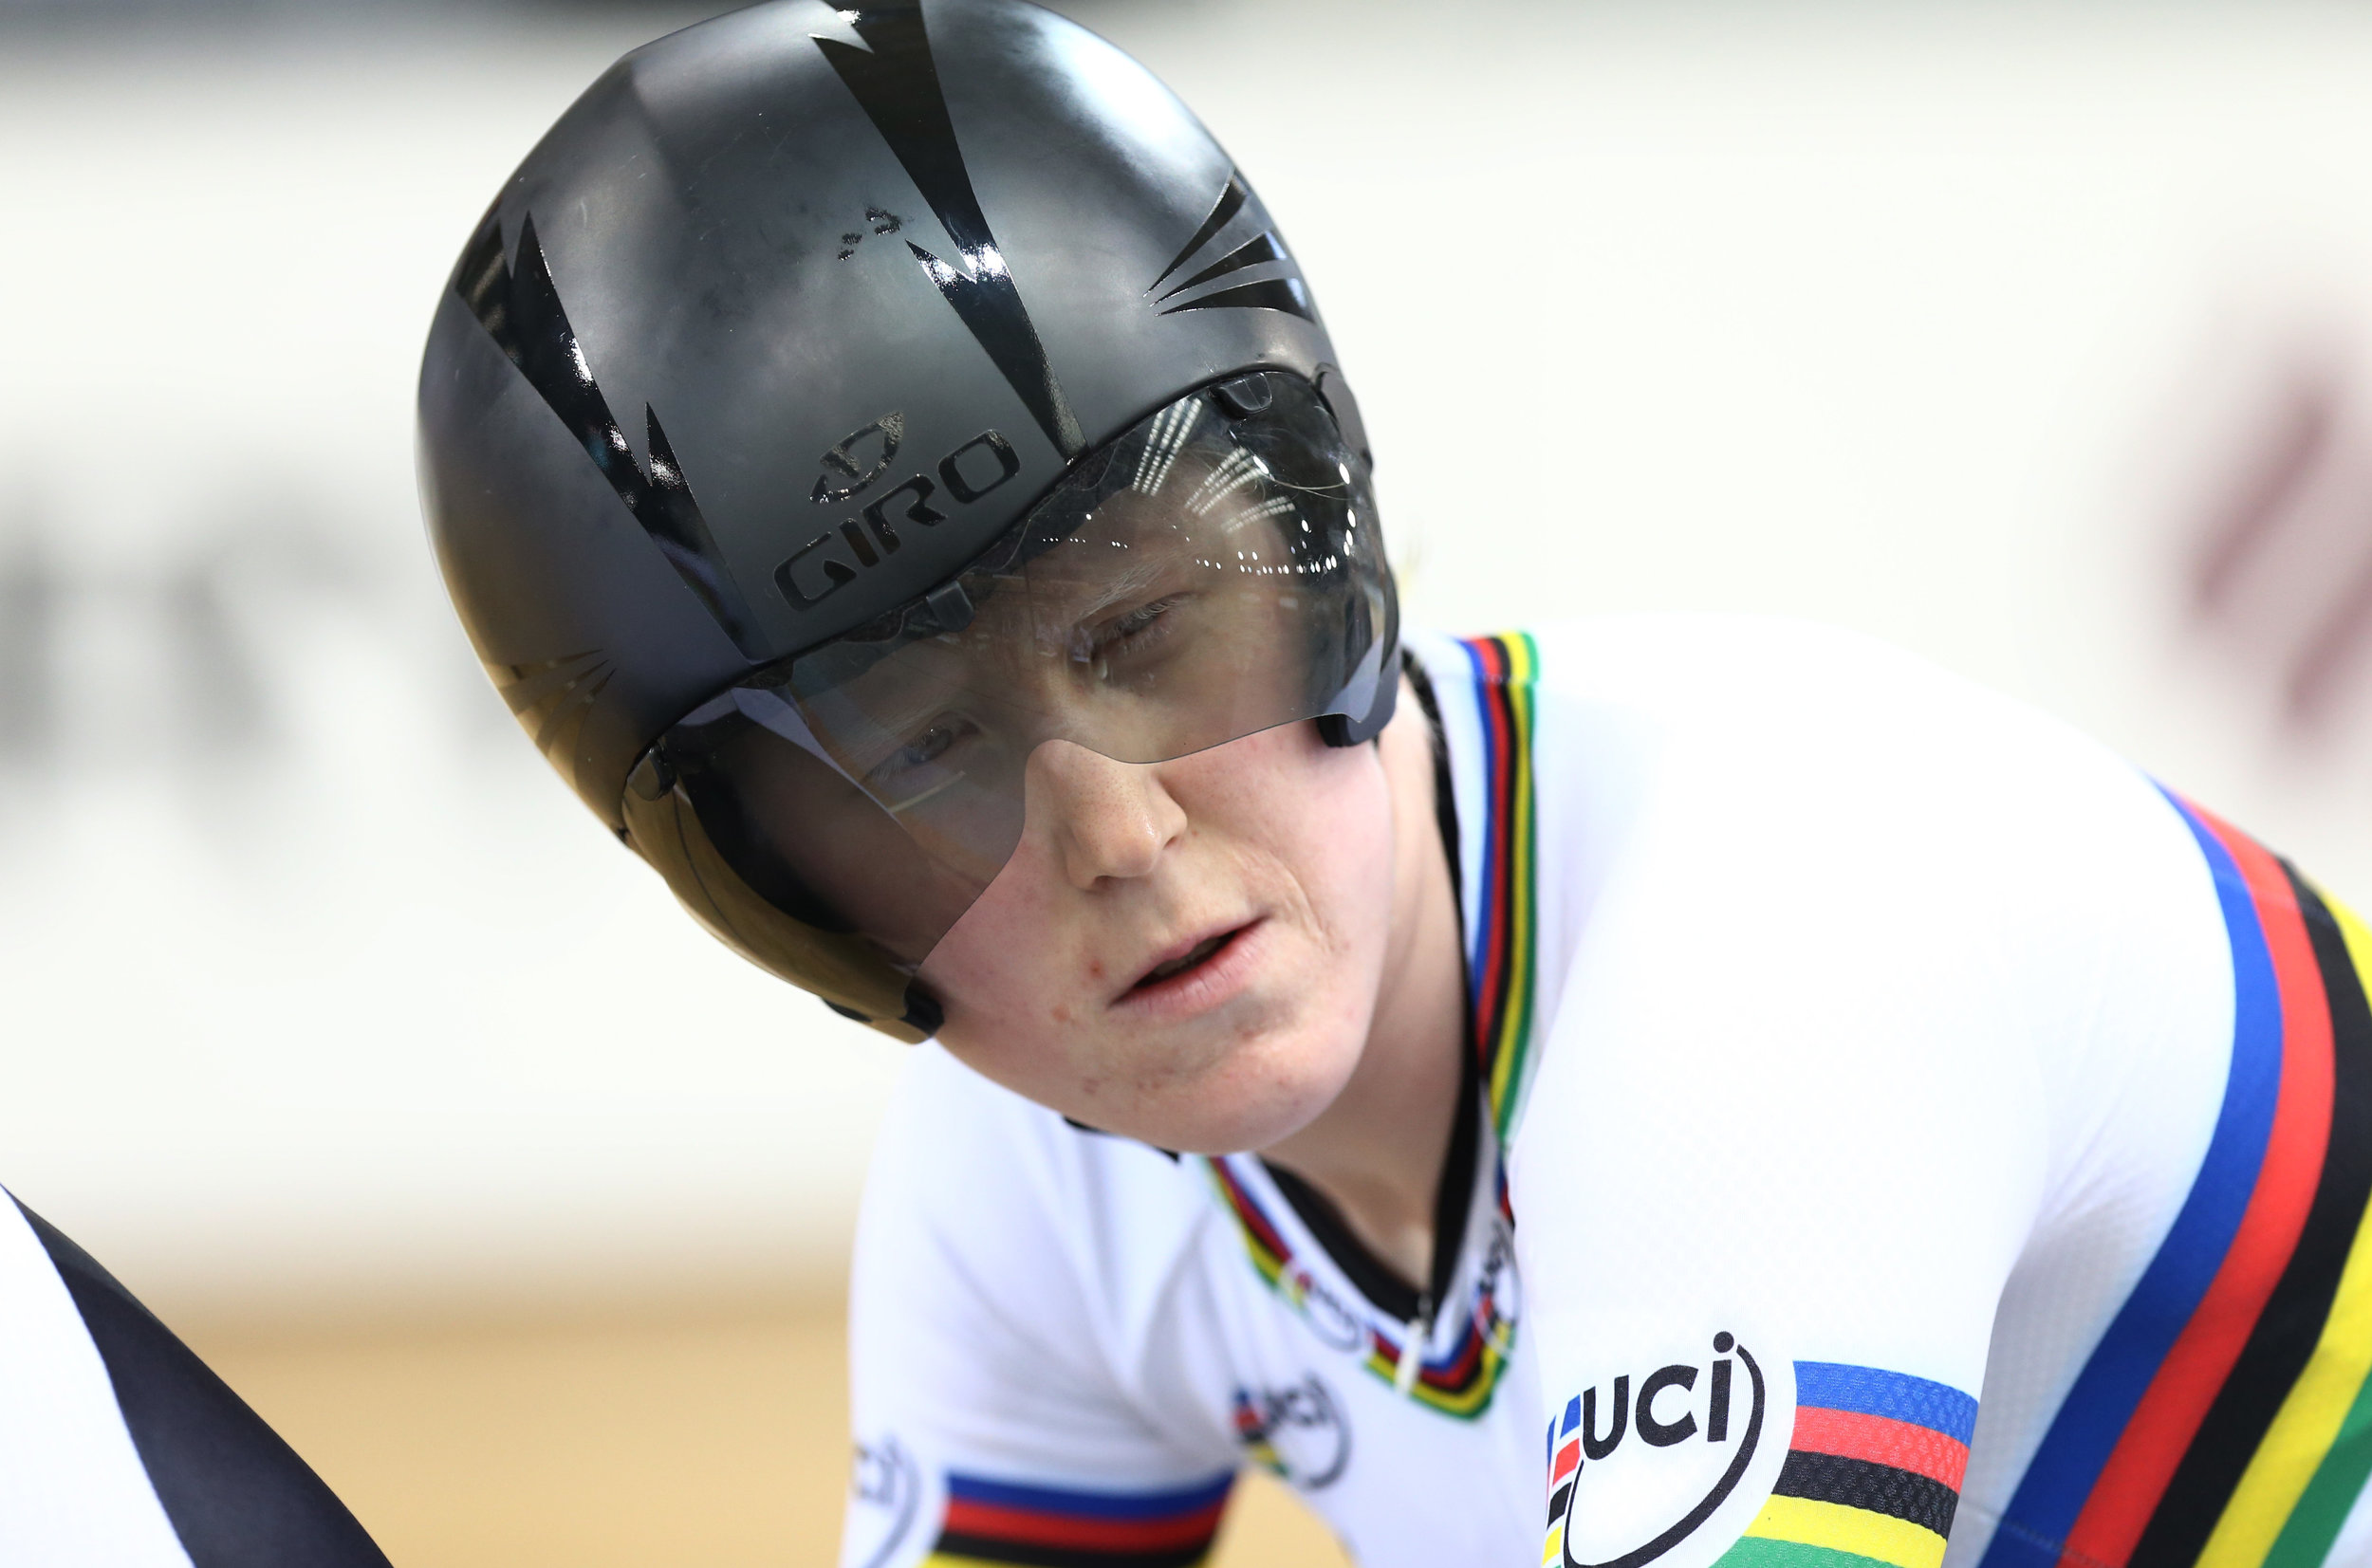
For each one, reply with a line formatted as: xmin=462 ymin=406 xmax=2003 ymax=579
xmin=1090 ymin=1013 xmax=1367 ymax=1157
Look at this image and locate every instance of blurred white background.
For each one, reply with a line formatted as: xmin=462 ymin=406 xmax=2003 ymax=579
xmin=7 ymin=0 xmax=2372 ymax=1336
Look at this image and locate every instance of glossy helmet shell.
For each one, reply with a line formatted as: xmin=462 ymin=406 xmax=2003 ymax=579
xmin=417 ymin=0 xmax=1377 ymax=838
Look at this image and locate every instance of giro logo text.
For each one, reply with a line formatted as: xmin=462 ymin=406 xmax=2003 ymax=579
xmin=776 ymin=421 xmax=1022 ymax=608
xmin=1547 ymin=1333 xmax=1768 ymax=1568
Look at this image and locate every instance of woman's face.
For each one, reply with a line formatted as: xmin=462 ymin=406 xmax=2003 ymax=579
xmin=917 ymin=715 xmax=1399 ymax=1155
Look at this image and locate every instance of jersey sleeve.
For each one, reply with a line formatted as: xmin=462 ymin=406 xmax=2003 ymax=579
xmin=1505 ymin=663 xmax=2146 ymax=1568
xmin=0 ymin=1191 xmax=390 ymax=1566
xmin=839 ymin=1048 xmax=1237 ymax=1568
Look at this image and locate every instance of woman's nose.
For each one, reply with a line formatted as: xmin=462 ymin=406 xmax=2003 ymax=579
xmin=1025 ymin=740 xmax=1187 ymax=890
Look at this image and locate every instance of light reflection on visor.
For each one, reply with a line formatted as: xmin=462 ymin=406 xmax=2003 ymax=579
xmin=622 ymin=371 xmax=1393 ymax=1018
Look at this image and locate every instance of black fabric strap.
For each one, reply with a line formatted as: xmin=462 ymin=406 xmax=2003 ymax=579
xmin=12 ymin=1198 xmax=392 ymax=1568
xmin=1401 ymin=652 xmax=1465 ymax=918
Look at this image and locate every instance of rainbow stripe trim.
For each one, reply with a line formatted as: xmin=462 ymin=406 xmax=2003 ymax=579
xmin=1204 ymin=1156 xmax=1515 ymax=1419
xmin=1206 ymin=1157 xmax=1292 ymax=1296
xmin=1460 ymin=632 xmax=1544 ymax=1139
xmin=1708 ymin=1363 xmax=1976 ymax=1568
xmin=1977 ymin=792 xmax=2372 ymax=1568
xmin=923 ymin=1470 xmax=1232 ymax=1567
xmin=1198 ymin=633 xmax=1540 ymax=1418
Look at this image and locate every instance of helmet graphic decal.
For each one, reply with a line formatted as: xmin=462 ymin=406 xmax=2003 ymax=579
xmin=833 ymin=205 xmax=906 ymax=262
xmin=1148 ymin=175 xmax=1246 ymax=292
xmin=810 ymin=414 xmax=907 ymax=506
xmin=1158 ymin=231 xmax=1288 ymax=304
xmin=1148 ymin=175 xmax=1317 ymax=323
xmin=814 ymin=3 xmax=1086 ymax=458
xmin=451 ymin=212 xmax=769 ymax=660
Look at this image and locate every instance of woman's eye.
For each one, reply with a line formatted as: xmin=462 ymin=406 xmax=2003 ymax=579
xmin=875 ymin=716 xmax=969 ymax=782
xmin=1115 ymin=600 xmax=1169 ymax=637
xmin=1091 ymin=596 xmax=1183 ymax=659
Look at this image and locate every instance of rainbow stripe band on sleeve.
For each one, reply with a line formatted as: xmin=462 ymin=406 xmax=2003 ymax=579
xmin=923 ymin=1470 xmax=1232 ymax=1568
xmin=1716 ymin=1363 xmax=1976 ymax=1568
xmin=1977 ymin=792 xmax=2372 ymax=1568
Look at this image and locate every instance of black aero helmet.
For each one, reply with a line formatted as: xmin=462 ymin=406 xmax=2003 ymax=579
xmin=418 ymin=0 xmax=1397 ymax=1042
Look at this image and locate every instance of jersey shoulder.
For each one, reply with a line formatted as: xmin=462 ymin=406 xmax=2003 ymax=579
xmin=1520 ymin=612 xmax=2216 ymax=949
xmin=1410 ymin=615 xmax=2231 ymax=1161
xmin=1421 ymin=611 xmax=2218 ymax=944
xmin=1414 ymin=612 xmax=2171 ymax=871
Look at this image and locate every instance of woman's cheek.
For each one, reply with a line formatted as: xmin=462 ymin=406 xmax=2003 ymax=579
xmin=931 ymin=923 xmax=1077 ymax=1066
xmin=1288 ymin=749 xmax=1399 ymax=952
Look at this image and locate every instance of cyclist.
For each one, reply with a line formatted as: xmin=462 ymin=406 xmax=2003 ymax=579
xmin=417 ymin=5 xmax=2372 ymax=1566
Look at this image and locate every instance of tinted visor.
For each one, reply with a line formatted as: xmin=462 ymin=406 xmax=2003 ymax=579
xmin=625 ymin=372 xmax=1393 ymax=1005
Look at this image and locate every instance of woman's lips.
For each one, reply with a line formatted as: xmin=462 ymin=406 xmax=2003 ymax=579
xmin=1136 ymin=931 xmax=1232 ymax=987
xmin=1111 ymin=918 xmax=1265 ymax=1019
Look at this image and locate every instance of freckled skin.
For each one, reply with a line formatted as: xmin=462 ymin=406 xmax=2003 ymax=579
xmin=919 ymin=716 xmax=1398 ymax=1155
xmin=918 ymin=683 xmax=1466 ymax=1281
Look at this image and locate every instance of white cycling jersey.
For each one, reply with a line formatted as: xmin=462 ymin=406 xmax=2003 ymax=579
xmin=841 ymin=617 xmax=2372 ymax=1568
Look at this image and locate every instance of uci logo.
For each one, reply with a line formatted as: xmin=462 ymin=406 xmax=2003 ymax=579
xmin=1232 ymin=1374 xmax=1350 ymax=1490
xmin=776 ymin=414 xmax=1024 ymax=608
xmin=843 ymin=1435 xmax=920 ymax=1568
xmin=1547 ymin=1333 xmax=1768 ymax=1568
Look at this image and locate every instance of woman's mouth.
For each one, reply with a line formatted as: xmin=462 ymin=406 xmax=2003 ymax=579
xmin=1136 ymin=932 xmax=1233 ymax=987
xmin=1114 ymin=919 xmax=1265 ymax=1018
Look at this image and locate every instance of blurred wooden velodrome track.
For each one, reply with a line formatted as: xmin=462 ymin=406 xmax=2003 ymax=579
xmin=186 ymin=1303 xmax=1350 ymax=1568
